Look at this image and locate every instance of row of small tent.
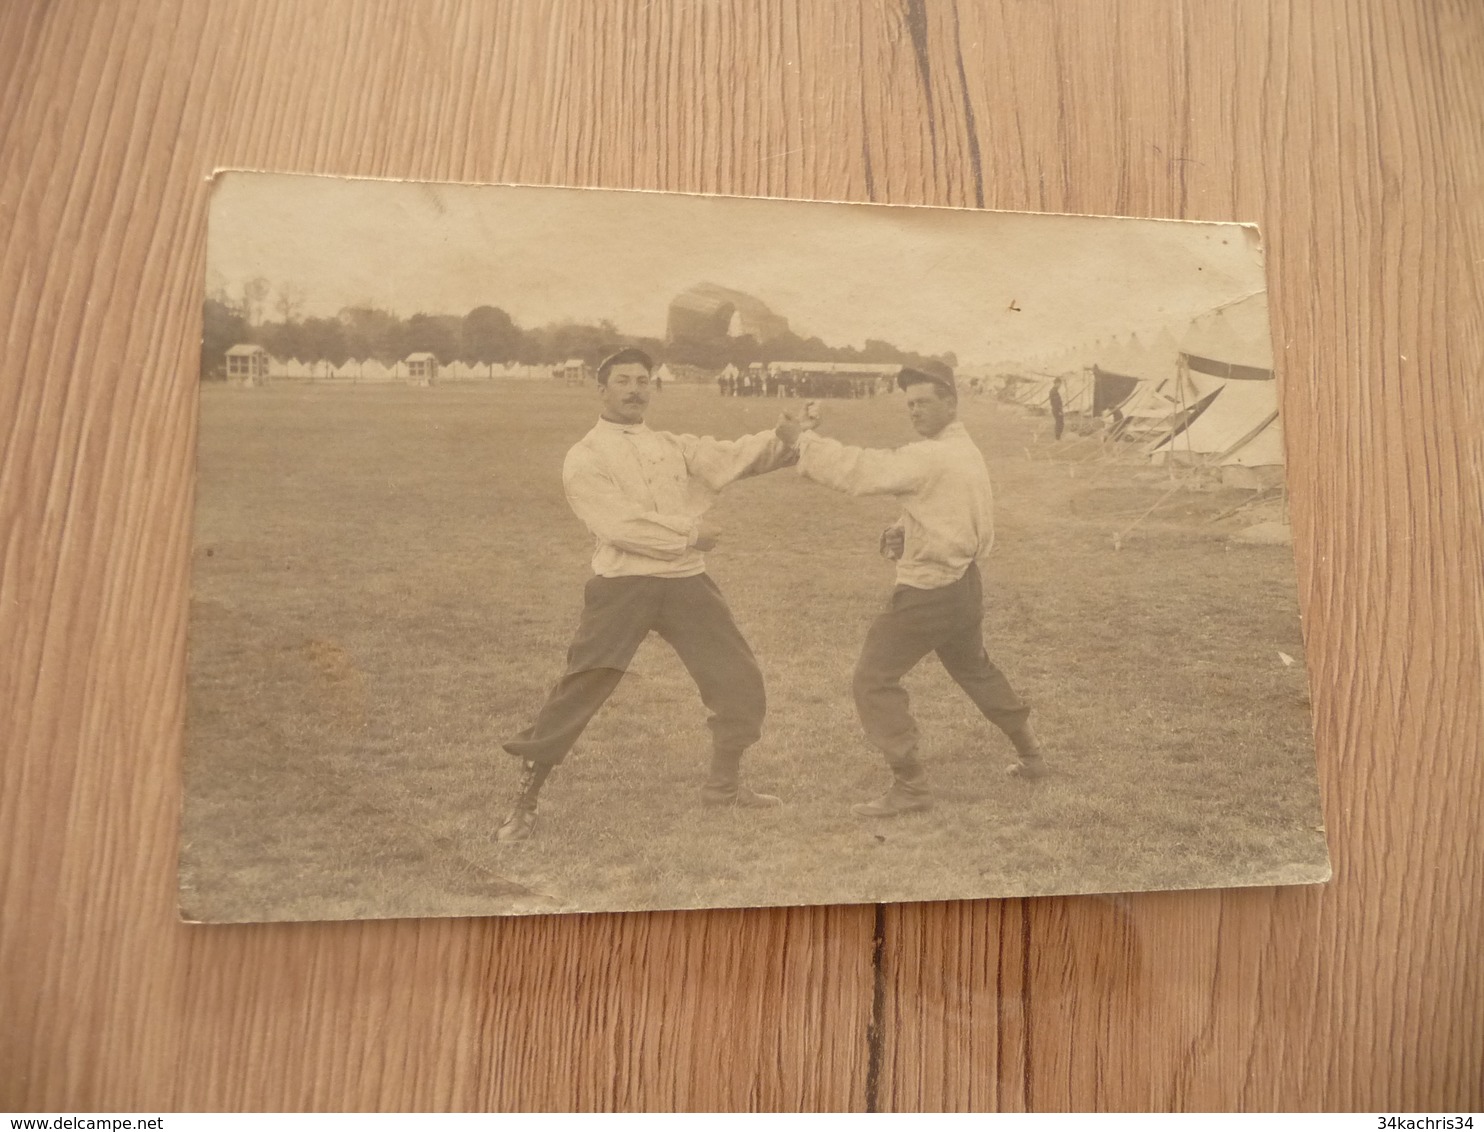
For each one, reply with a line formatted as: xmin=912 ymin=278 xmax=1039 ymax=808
xmin=227 ymin=353 xmax=683 ymax=383
xmin=231 ymin=356 xmax=562 ymax=381
xmin=993 ymin=293 xmax=1283 ymax=472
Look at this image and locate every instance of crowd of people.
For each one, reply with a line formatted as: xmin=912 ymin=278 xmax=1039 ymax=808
xmin=717 ymin=369 xmax=892 ymax=399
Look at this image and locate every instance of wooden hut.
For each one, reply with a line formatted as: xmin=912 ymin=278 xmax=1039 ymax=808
xmin=406 ymin=352 xmax=439 ymax=386
xmin=224 ymin=344 xmax=268 ymax=385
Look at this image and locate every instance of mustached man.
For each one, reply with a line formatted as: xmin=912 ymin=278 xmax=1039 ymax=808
xmin=497 ymin=348 xmax=800 ymax=841
xmin=779 ymin=366 xmax=1048 ymax=817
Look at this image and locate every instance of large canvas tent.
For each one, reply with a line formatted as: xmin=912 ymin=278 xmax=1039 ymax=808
xmin=1148 ymin=294 xmax=1283 ymax=480
xmin=1057 ymin=370 xmax=1095 ymax=413
xmin=1093 ymin=365 xmax=1141 ymax=416
xmin=1006 ymin=373 xmax=1054 ymax=406
xmin=1179 ymin=293 xmax=1273 ymax=380
xmin=1092 ymin=331 xmax=1183 ymax=416
xmin=1115 ymin=379 xmax=1185 ymax=431
xmin=1035 ymin=370 xmax=1095 ymax=413
xmin=1095 ymin=334 xmax=1200 ymax=440
xmin=1008 ymin=368 xmax=1093 ymax=413
xmin=1152 ymin=379 xmax=1282 ymax=466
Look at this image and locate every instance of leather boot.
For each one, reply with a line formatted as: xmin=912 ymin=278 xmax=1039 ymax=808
xmin=1004 ymin=721 xmax=1048 ymax=780
xmin=852 ymin=761 xmax=933 ymax=817
xmin=701 ymin=748 xmax=782 ymax=808
xmin=496 ymin=760 xmax=553 ymax=842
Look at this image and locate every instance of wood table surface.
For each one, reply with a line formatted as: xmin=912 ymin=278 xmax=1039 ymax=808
xmin=3 ymin=0 xmax=1481 ymax=1112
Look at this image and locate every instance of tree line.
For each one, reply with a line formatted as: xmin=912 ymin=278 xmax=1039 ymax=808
xmin=202 ymin=285 xmax=956 ymax=379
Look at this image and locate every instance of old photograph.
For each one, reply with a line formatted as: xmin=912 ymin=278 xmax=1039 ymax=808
xmin=183 ymin=172 xmax=1330 ymax=922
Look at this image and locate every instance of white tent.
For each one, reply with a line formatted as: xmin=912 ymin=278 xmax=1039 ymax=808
xmin=1151 ymin=328 xmax=1182 ymax=373
xmin=1150 ymin=379 xmax=1282 ymax=466
xmin=1149 ymin=293 xmax=1283 ymax=473
xmin=360 ymin=359 xmax=395 ymax=383
xmin=1100 ymin=332 xmax=1179 ymax=384
xmin=1177 ymin=293 xmax=1272 ymax=395
xmin=1117 ymin=379 xmax=1182 ymax=423
xmin=1009 ymin=374 xmax=1055 ymax=406
xmin=1093 ymin=329 xmax=1191 ymax=424
xmin=1180 ymin=295 xmax=1272 ymax=370
xmin=1018 ymin=370 xmax=1094 ymax=413
xmin=954 ymin=366 xmax=1005 ymax=394
xmin=1058 ymin=370 xmax=1095 ymax=413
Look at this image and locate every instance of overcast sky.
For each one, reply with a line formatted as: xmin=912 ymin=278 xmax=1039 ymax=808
xmin=208 ymin=173 xmax=1267 ymax=367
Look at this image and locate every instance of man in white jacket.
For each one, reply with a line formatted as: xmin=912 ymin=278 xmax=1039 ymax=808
xmin=782 ymin=367 xmax=1047 ymax=817
xmin=498 ymin=348 xmax=797 ymax=842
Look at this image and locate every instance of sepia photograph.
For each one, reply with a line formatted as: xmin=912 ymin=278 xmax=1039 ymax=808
xmin=182 ymin=172 xmax=1330 ymax=922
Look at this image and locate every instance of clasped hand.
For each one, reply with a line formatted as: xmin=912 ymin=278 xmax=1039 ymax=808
xmin=775 ymin=400 xmax=822 ymax=446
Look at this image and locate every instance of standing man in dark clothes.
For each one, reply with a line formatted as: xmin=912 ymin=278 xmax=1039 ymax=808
xmin=1049 ymin=377 xmax=1066 ymax=440
xmin=497 ymin=348 xmax=799 ymax=841
xmin=781 ymin=368 xmax=1048 ymax=817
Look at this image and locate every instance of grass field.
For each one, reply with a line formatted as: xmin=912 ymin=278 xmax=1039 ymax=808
xmin=181 ymin=381 xmax=1330 ymax=922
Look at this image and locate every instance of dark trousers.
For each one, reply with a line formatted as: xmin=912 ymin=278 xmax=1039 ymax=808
xmin=504 ymin=573 xmax=766 ymax=766
xmin=852 ymin=563 xmax=1030 ymax=765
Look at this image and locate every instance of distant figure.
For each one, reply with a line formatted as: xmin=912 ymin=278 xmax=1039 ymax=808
xmin=1049 ymin=378 xmax=1065 ymax=441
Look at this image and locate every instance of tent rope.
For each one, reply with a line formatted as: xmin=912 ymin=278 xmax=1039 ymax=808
xmin=1111 ymin=482 xmax=1187 ymax=550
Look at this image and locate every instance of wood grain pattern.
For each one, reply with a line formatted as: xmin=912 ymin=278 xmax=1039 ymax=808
xmin=2 ymin=0 xmax=1480 ymax=1111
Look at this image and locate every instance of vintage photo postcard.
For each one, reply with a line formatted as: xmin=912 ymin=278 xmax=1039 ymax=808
xmin=182 ymin=172 xmax=1330 ymax=922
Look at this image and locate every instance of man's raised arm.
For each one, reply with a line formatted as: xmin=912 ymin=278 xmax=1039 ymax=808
xmin=795 ymin=429 xmax=932 ymax=498
xmin=679 ymin=414 xmax=816 ymax=492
